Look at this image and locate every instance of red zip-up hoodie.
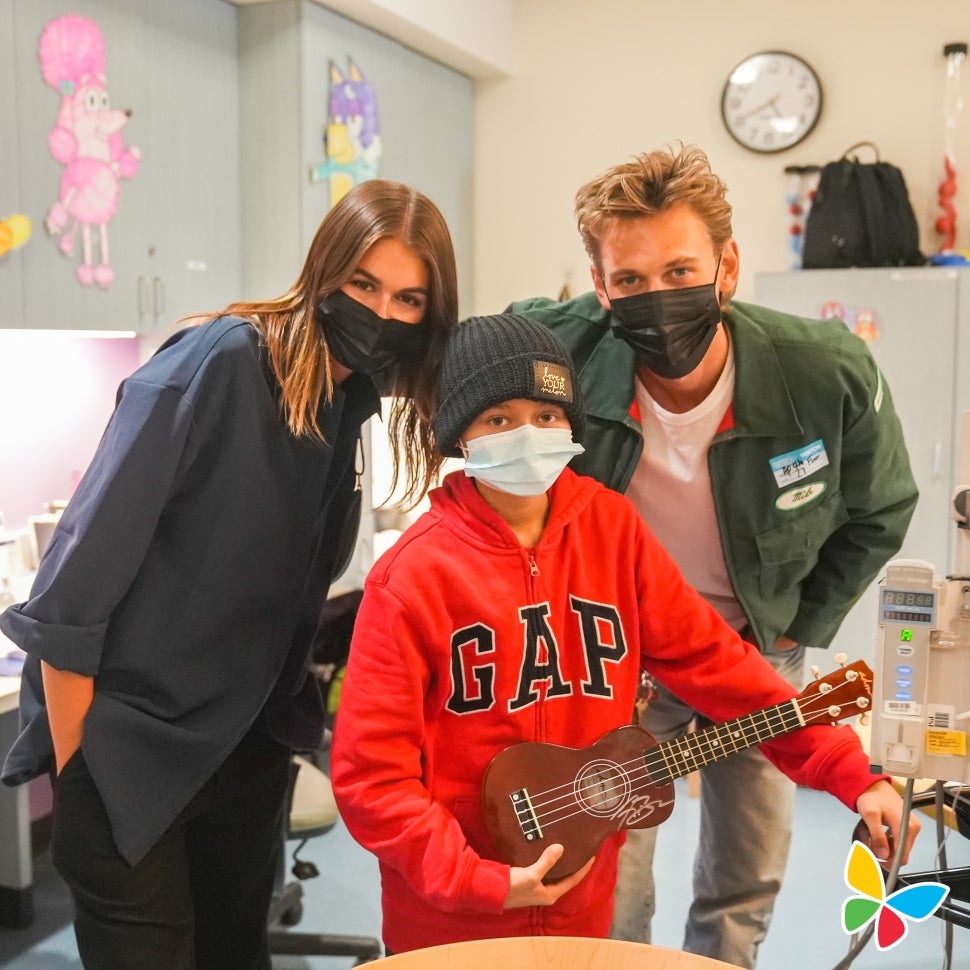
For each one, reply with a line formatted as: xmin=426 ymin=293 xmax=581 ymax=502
xmin=331 ymin=469 xmax=880 ymax=952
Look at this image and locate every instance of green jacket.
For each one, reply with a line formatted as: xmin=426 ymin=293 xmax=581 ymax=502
xmin=509 ymin=293 xmax=918 ymax=653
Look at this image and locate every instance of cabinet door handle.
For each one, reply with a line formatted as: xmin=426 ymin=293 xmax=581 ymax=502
xmin=152 ymin=277 xmax=165 ymax=318
xmin=138 ymin=275 xmax=151 ymax=320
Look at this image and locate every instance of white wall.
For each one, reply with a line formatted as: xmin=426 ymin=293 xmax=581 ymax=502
xmin=472 ymin=0 xmax=970 ymax=312
xmin=310 ymin=0 xmax=515 ymax=78
xmin=0 ymin=332 xmax=141 ymax=530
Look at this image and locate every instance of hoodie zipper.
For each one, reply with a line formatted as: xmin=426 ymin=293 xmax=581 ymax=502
xmin=526 ymin=613 xmax=545 ymax=940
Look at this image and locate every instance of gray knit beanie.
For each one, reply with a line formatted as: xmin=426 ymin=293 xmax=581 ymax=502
xmin=433 ymin=313 xmax=586 ymax=457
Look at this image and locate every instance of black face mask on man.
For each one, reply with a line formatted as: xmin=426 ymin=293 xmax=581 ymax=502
xmin=315 ymin=290 xmax=425 ymax=376
xmin=608 ymin=262 xmax=722 ymax=379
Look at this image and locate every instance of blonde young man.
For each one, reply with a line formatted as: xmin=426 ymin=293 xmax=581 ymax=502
xmin=509 ymin=145 xmax=919 ymax=968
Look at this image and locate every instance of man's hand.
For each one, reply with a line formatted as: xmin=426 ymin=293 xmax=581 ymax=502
xmin=856 ymin=778 xmax=921 ymax=865
xmin=504 ymin=844 xmax=595 ymax=909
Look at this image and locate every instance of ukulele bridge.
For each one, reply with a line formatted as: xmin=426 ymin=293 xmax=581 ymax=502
xmin=510 ymin=788 xmax=543 ymax=842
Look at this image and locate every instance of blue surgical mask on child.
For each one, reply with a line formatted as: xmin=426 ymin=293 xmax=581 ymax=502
xmin=460 ymin=424 xmax=585 ymax=496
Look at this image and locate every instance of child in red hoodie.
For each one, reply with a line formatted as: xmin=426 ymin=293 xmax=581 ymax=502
xmin=330 ymin=313 xmax=918 ymax=955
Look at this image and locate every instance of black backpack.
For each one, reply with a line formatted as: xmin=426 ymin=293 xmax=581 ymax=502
xmin=802 ymin=142 xmax=925 ymax=269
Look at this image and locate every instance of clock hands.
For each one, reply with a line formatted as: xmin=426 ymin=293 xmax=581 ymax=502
xmin=734 ymin=93 xmax=781 ymax=123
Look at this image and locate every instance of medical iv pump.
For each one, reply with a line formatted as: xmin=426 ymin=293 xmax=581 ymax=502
xmin=870 ymin=412 xmax=970 ymax=783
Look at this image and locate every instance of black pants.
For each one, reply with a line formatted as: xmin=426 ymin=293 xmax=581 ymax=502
xmin=50 ymin=729 xmax=291 ymax=970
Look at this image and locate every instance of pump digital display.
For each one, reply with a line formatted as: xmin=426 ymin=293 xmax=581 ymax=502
xmin=880 ymin=588 xmax=936 ymax=625
xmin=882 ymin=591 xmax=935 ymax=607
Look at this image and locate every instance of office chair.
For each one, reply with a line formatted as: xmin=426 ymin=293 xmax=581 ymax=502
xmin=267 ymin=754 xmax=382 ymax=964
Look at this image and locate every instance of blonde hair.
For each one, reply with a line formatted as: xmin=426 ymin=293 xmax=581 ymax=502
xmin=575 ymin=145 xmax=735 ymax=299
xmin=220 ymin=179 xmax=458 ymax=505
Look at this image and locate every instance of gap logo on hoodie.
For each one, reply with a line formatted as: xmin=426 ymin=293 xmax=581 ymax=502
xmin=446 ymin=596 xmax=627 ymax=715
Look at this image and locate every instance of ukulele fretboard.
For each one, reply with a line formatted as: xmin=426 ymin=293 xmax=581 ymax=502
xmin=645 ymin=699 xmax=803 ymax=784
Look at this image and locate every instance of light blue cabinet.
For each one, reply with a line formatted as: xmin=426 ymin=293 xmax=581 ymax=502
xmin=1 ymin=1 xmax=26 ymax=328
xmin=134 ymin=0 xmax=241 ymax=330
xmin=237 ymin=0 xmax=473 ymax=306
xmin=8 ymin=0 xmax=240 ymax=332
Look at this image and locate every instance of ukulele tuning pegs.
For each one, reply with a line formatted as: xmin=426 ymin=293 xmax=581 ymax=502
xmin=810 ymin=665 xmax=822 ymax=680
xmin=834 ymin=652 xmax=848 ymax=667
xmin=858 ymin=711 xmax=871 ymax=726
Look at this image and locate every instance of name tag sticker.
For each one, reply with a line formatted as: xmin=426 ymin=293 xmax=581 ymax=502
xmin=775 ymin=480 xmax=827 ymax=511
xmin=769 ymin=439 xmax=830 ymax=488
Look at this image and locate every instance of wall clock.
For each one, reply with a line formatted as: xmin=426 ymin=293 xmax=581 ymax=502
xmin=721 ymin=51 xmax=822 ymax=154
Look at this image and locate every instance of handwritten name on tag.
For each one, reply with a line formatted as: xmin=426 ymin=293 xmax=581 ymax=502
xmin=769 ymin=439 xmax=829 ymax=488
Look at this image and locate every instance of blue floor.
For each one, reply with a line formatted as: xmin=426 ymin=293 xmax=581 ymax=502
xmin=1 ymin=778 xmax=968 ymax=969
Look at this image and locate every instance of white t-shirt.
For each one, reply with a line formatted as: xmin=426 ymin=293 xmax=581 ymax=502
xmin=626 ymin=347 xmax=747 ymax=631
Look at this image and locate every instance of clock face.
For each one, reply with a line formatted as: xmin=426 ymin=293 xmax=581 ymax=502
xmin=721 ymin=51 xmax=822 ymax=153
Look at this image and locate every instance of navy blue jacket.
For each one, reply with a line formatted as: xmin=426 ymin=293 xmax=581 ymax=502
xmin=1 ymin=316 xmax=378 ymax=864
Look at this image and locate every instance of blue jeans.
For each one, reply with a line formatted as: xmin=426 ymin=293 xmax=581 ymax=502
xmin=610 ymin=645 xmax=805 ymax=969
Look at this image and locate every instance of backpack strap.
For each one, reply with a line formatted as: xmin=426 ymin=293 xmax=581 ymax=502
xmin=841 ymin=141 xmax=880 ymax=163
xmin=853 ymin=162 xmax=893 ymax=265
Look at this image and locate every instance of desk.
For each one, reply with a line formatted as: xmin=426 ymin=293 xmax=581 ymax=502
xmin=373 ymin=937 xmax=743 ymax=969
xmin=0 ymin=665 xmax=31 ymax=927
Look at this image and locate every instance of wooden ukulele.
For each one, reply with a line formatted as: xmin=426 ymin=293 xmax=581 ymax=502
xmin=482 ymin=658 xmax=872 ymax=880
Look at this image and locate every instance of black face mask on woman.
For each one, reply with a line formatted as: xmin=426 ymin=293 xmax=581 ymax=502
xmin=315 ymin=290 xmax=425 ymax=376
xmin=608 ymin=264 xmax=722 ymax=379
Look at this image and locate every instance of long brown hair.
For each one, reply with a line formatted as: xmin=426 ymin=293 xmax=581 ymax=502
xmin=220 ymin=180 xmax=458 ymax=505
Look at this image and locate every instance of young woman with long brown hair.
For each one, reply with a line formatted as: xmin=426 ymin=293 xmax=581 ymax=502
xmin=0 ymin=179 xmax=458 ymax=970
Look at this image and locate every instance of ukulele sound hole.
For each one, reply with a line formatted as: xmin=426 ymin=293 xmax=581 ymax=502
xmin=574 ymin=760 xmax=629 ymax=817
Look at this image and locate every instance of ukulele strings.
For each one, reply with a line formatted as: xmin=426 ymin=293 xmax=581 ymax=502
xmin=519 ymin=706 xmax=794 ymax=830
xmin=517 ymin=682 xmax=853 ymax=832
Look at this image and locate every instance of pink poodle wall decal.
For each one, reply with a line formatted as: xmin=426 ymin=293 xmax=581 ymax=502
xmin=37 ymin=15 xmax=140 ymax=289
